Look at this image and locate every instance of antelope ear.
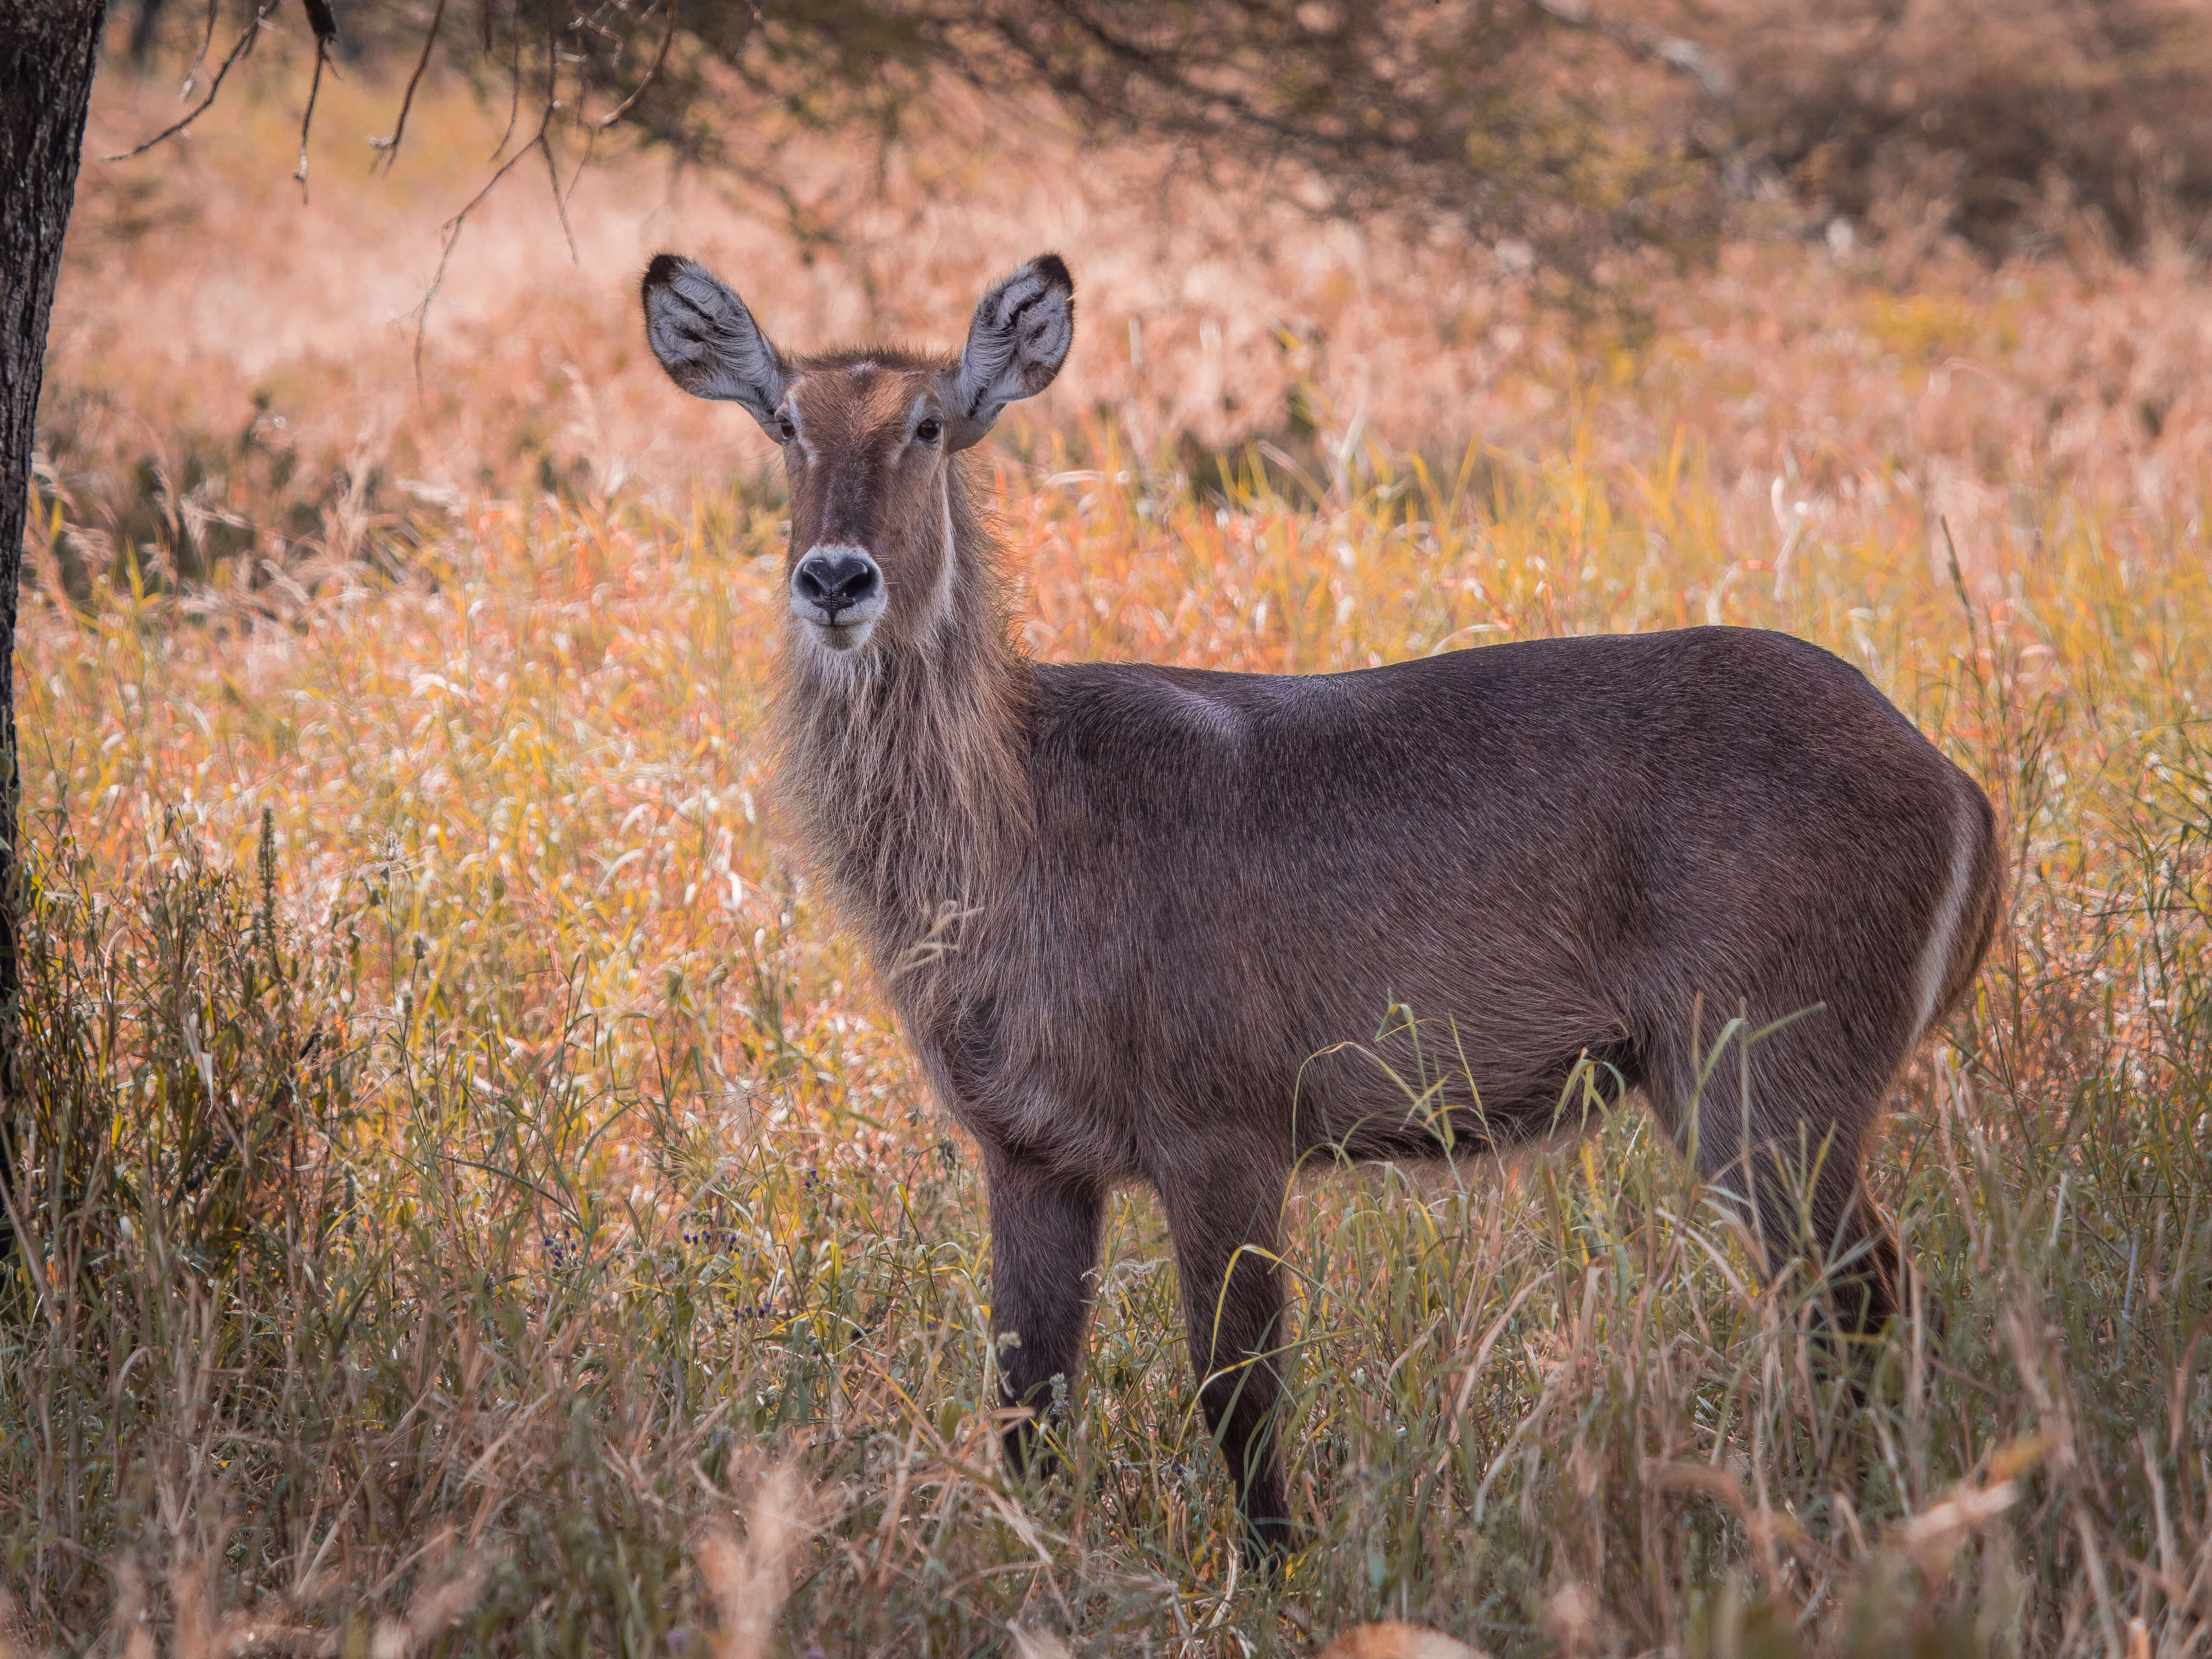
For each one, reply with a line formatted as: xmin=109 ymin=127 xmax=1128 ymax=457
xmin=641 ymin=253 xmax=790 ymax=433
xmin=943 ymin=253 xmax=1075 ymax=450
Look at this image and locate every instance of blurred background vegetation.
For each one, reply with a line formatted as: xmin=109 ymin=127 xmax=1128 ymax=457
xmin=107 ymin=0 xmax=2212 ymax=267
xmin=6 ymin=0 xmax=2212 ymax=1653
xmin=44 ymin=0 xmax=2212 ymax=605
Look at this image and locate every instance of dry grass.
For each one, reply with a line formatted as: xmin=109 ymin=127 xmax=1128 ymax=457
xmin=5 ymin=41 xmax=2211 ymax=1659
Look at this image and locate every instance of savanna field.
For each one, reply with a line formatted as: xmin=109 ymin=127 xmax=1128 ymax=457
xmin=6 ymin=32 xmax=2212 ymax=1659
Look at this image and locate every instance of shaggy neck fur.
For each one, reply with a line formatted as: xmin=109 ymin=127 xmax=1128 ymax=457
xmin=774 ymin=461 xmax=1034 ymax=1010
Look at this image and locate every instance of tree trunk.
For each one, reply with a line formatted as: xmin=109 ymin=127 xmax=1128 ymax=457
xmin=0 ymin=0 xmax=107 ymax=1254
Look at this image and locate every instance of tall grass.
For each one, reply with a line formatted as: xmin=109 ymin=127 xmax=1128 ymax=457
xmin=9 ymin=45 xmax=2212 ymax=1657
xmin=5 ymin=406 xmax=2209 ymax=1651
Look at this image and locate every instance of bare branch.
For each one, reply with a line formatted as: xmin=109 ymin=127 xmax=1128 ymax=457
xmin=538 ymin=132 xmax=578 ymax=263
xmin=540 ymin=0 xmax=557 ymax=115
xmin=292 ymin=35 xmax=329 ymax=199
xmin=372 ymin=0 xmax=449 ymax=173
xmin=186 ymin=0 xmax=222 ymax=90
xmin=407 ymin=0 xmax=577 ymax=395
xmin=292 ymin=0 xmax=340 ymax=199
xmin=408 ymin=137 xmax=539 ymax=395
xmin=563 ymin=122 xmax=599 ymax=203
xmin=593 ymin=0 xmax=677 ymax=129
xmin=105 ymin=5 xmax=270 ymax=163
xmin=495 ymin=1 xmax=524 ymax=157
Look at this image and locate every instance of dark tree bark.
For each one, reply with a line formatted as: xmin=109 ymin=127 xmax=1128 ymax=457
xmin=0 ymin=0 xmax=107 ymax=1253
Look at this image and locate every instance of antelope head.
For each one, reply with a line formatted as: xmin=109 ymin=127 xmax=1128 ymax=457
xmin=641 ymin=252 xmax=1076 ymax=659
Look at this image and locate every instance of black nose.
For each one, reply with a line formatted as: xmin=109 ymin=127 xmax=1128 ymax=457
xmin=792 ymin=549 xmax=882 ymax=620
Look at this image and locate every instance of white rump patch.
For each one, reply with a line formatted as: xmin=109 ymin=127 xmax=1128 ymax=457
xmin=1912 ymin=795 xmax=1979 ymax=1035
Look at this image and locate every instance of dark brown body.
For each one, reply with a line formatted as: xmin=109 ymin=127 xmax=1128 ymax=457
xmin=640 ymin=251 xmax=2005 ymax=1563
xmin=911 ymin=631 xmax=1999 ymax=1556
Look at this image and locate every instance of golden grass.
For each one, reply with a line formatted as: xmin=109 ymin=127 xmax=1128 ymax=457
xmin=6 ymin=41 xmax=2212 ymax=1659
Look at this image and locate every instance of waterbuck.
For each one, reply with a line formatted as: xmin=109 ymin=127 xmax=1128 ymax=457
xmin=640 ymin=250 xmax=2003 ymax=1562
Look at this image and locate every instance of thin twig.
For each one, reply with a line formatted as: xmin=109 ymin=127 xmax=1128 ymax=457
xmin=495 ymin=3 xmax=524 ymax=157
xmin=593 ymin=0 xmax=678 ymax=128
xmin=563 ymin=123 xmax=599 ymax=205
xmin=373 ymin=0 xmax=449 ymax=173
xmin=292 ymin=37 xmax=331 ymax=201
xmin=408 ymin=137 xmax=539 ymax=395
xmin=105 ymin=6 xmax=269 ymax=163
xmin=541 ymin=0 xmax=558 ymax=117
xmin=537 ymin=132 xmax=579 ymax=263
xmin=534 ymin=0 xmax=576 ymax=262
xmin=408 ymin=0 xmax=579 ymax=393
xmin=186 ymin=0 xmax=223 ymax=92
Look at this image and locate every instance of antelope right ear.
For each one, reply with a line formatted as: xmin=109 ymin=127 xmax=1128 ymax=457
xmin=943 ymin=253 xmax=1075 ymax=450
xmin=641 ymin=253 xmax=790 ymax=434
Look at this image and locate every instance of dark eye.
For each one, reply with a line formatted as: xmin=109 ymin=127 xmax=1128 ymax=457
xmin=778 ymin=415 xmax=797 ymax=440
xmin=916 ymin=416 xmax=942 ymax=443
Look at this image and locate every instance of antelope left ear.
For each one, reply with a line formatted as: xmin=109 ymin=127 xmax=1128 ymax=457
xmin=943 ymin=254 xmax=1075 ymax=450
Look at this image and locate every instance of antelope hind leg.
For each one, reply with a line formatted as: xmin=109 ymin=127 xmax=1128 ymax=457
xmin=1157 ymin=1158 xmax=1295 ymax=1569
xmin=1655 ymin=1022 xmax=1906 ymax=1340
